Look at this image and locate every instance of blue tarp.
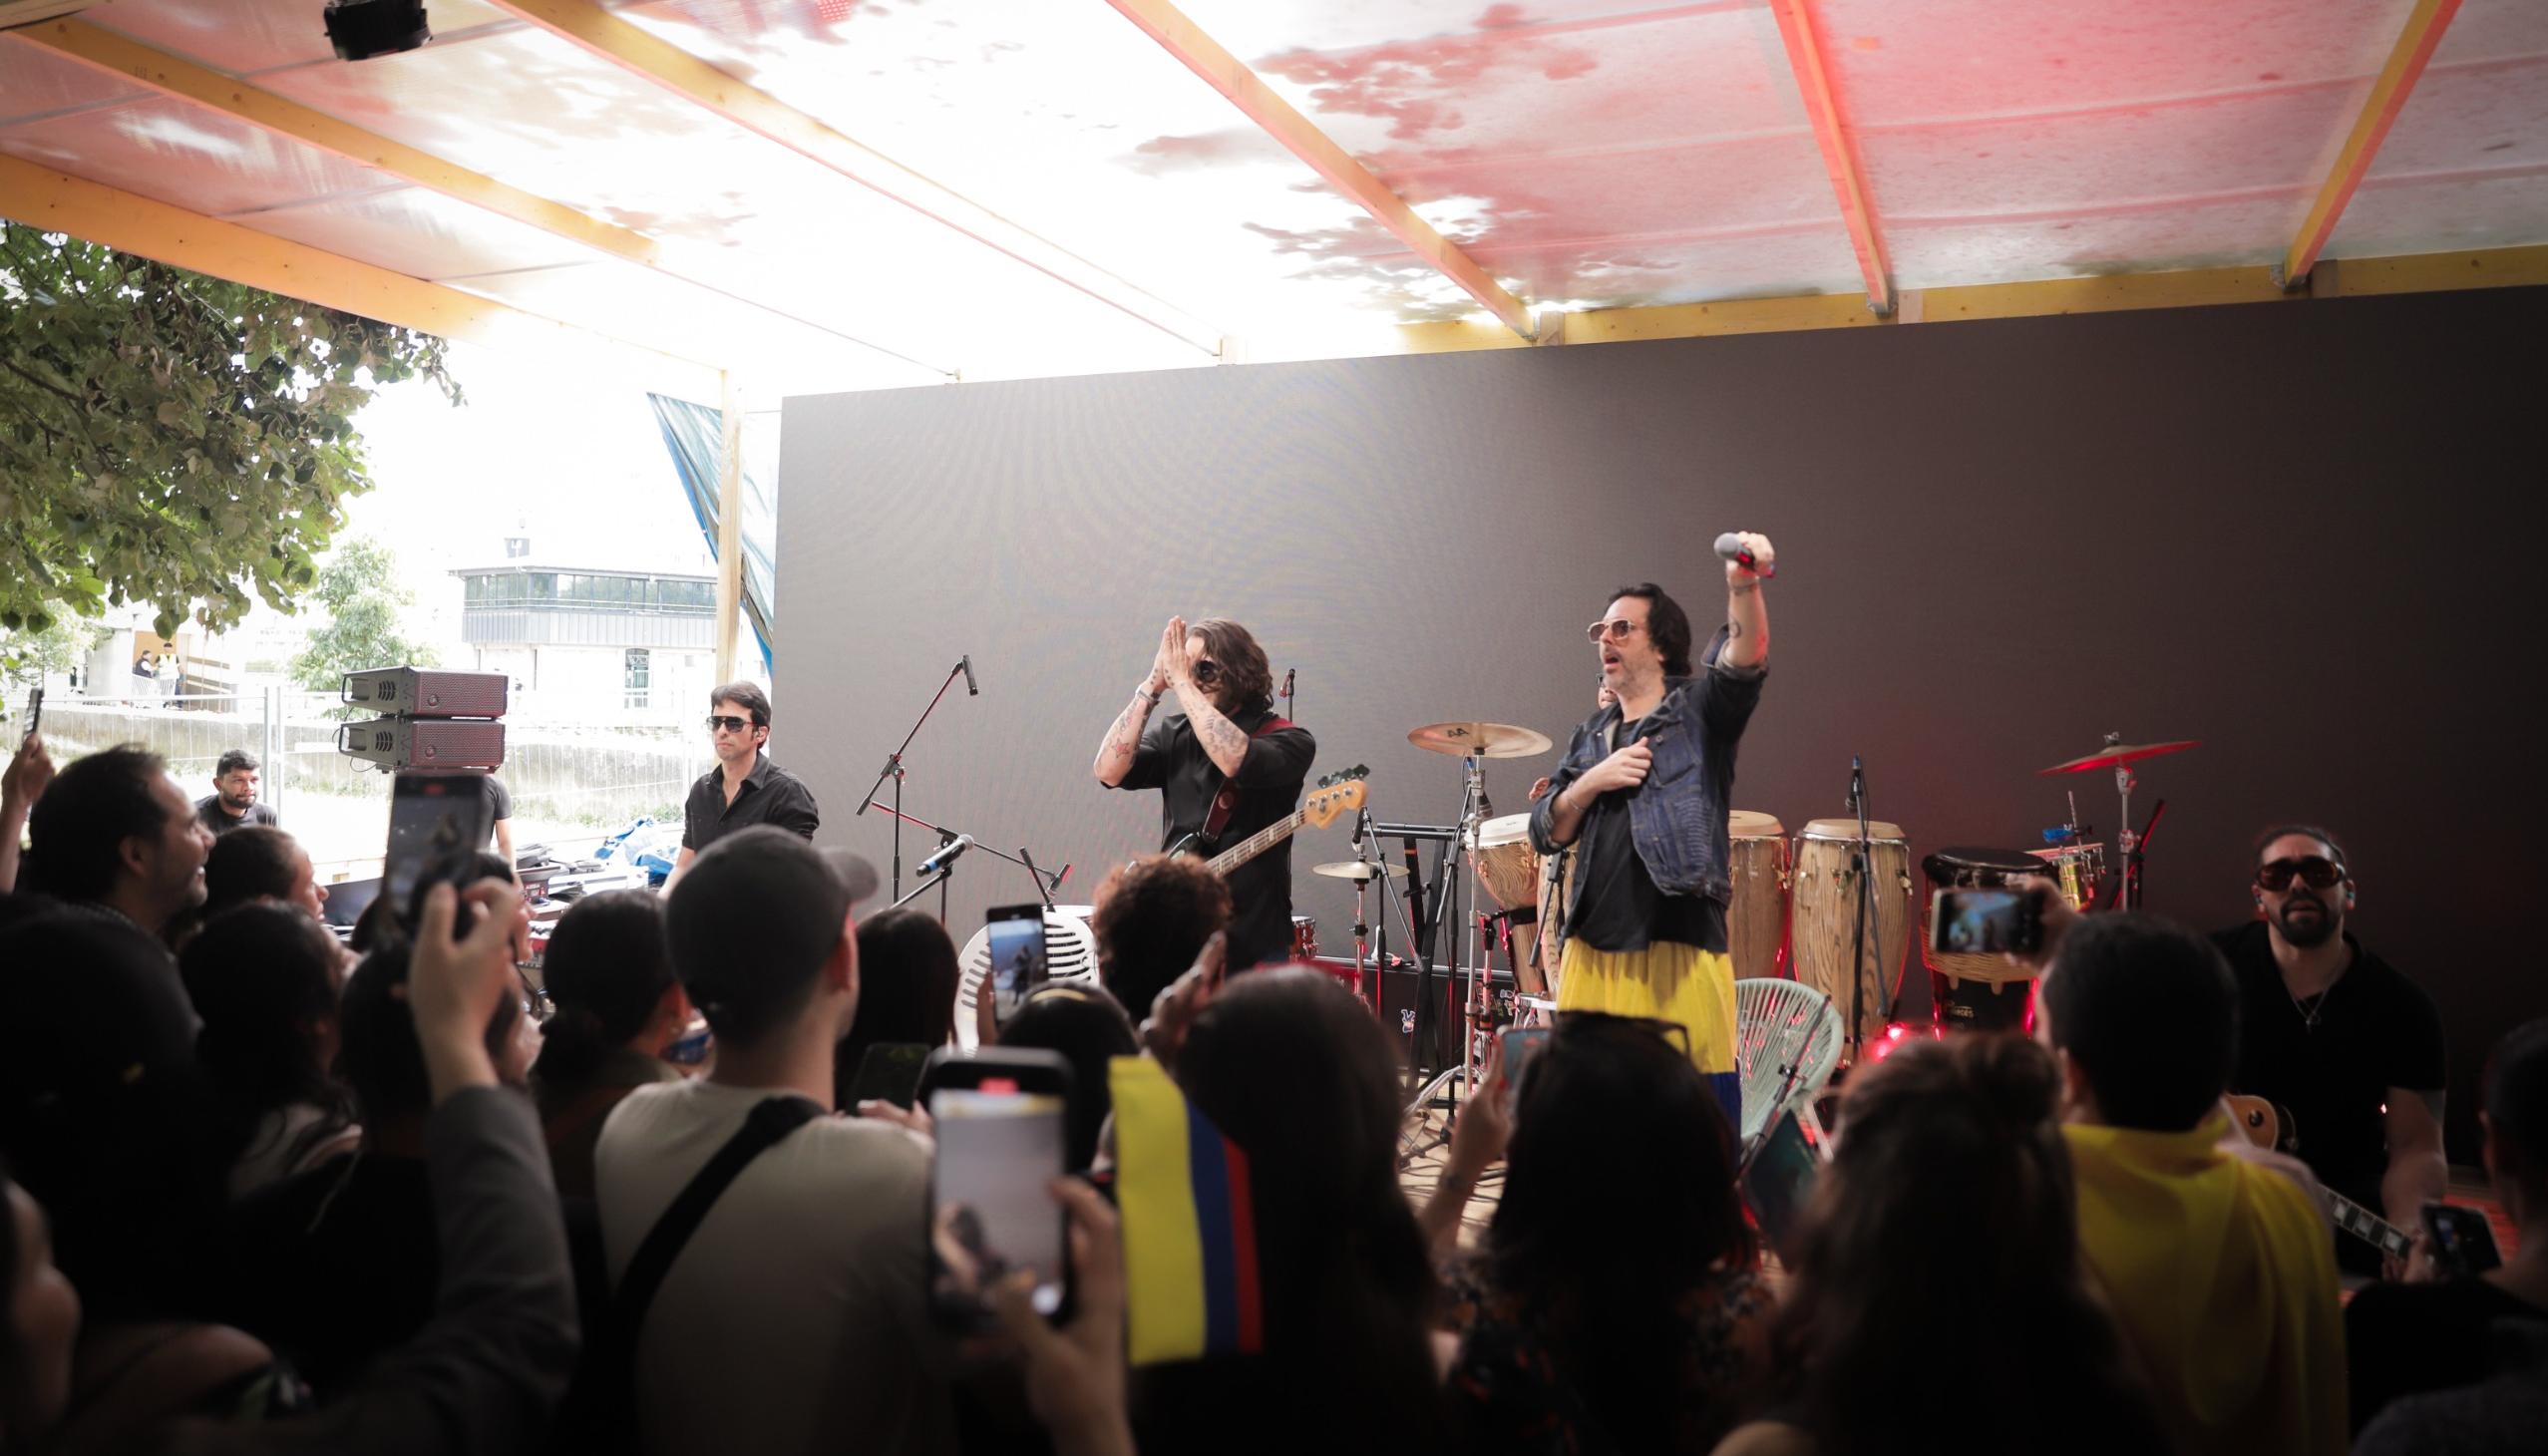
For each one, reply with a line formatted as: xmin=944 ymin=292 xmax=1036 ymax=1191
xmin=647 ymin=394 xmax=775 ymax=672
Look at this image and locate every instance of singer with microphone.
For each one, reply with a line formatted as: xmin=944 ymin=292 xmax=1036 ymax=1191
xmin=668 ymin=681 xmax=822 ymax=890
xmin=1093 ymin=615 xmax=1314 ymax=969
xmin=1529 ymin=534 xmax=1774 ymax=1127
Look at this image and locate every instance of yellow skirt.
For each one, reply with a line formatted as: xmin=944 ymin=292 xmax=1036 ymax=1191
xmin=1558 ymin=938 xmax=1743 ymax=1129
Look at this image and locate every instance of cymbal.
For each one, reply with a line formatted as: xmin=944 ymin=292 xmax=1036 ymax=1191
xmin=1312 ymin=861 xmax=1408 ymax=883
xmin=2038 ymin=739 xmax=2201 ymax=776
xmin=1407 ymin=721 xmax=1553 ymax=759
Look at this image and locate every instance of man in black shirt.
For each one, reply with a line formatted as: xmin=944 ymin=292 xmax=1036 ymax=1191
xmin=196 ymin=748 xmax=280 ymax=837
xmin=669 ymin=682 xmax=820 ymax=889
xmin=2215 ymin=825 xmax=2446 ymax=1276
xmin=1093 ymin=616 xmax=1313 ymax=969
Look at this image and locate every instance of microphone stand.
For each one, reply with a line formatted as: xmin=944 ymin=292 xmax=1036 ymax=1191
xmin=1846 ymin=755 xmax=1875 ymax=1060
xmin=870 ymin=804 xmax=1068 ymax=912
xmin=855 ymin=659 xmax=971 ymax=902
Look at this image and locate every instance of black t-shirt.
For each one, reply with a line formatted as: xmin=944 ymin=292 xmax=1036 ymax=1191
xmin=195 ymin=795 xmax=280 ymax=837
xmin=478 ymin=774 xmax=513 ymax=826
xmin=680 ymin=753 xmax=819 ymax=852
xmin=1117 ymin=705 xmax=1315 ymax=969
xmin=2346 ymin=1277 xmax=2548 ymax=1434
xmin=1562 ymin=672 xmax=1763 ymax=954
xmin=2215 ymin=922 xmax=2445 ymax=1216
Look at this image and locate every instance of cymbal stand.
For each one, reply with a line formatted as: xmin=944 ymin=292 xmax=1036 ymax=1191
xmin=2112 ymin=756 xmax=2140 ymax=910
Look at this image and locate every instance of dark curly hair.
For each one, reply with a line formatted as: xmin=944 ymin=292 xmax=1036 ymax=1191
xmin=1091 ymin=854 xmax=1231 ymax=1018
xmin=1605 ymin=582 xmax=1694 ymax=677
xmin=1186 ymin=617 xmax=1274 ymax=716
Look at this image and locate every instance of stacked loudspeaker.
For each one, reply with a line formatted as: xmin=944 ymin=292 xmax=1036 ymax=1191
xmin=336 ymin=667 xmax=510 ymax=771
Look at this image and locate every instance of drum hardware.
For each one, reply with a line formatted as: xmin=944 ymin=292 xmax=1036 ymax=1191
xmin=1407 ymin=721 xmax=1555 ymax=760
xmin=1311 ymin=861 xmax=1408 ymax=881
xmin=1921 ymin=848 xmax=2058 ymax=1034
xmin=2039 ymin=734 xmax=2198 ymax=911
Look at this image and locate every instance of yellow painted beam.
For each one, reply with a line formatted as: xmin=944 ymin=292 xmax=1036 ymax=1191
xmin=0 ymin=153 xmax=717 ymax=396
xmin=2281 ymin=0 xmax=2463 ymax=285
xmin=1099 ymin=0 xmax=1541 ymax=343
xmin=13 ymin=17 xmax=942 ymax=376
xmin=489 ymin=0 xmax=1225 ymax=358
xmin=712 ymin=370 xmax=746 ymax=686
xmin=1767 ymin=0 xmax=1894 ymax=315
xmin=1391 ymin=245 xmax=2548 ymax=355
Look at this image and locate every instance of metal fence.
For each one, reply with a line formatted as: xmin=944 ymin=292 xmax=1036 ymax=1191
xmin=34 ymin=689 xmax=694 ymax=877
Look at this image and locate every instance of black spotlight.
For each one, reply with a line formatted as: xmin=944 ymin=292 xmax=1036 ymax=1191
xmin=323 ymin=0 xmax=432 ymax=62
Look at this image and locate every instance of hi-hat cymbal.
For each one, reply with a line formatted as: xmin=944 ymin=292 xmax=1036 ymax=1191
xmin=2038 ymin=739 xmax=2201 ymax=776
xmin=1312 ymin=860 xmax=1409 ymax=882
xmin=1408 ymin=721 xmax=1553 ymax=759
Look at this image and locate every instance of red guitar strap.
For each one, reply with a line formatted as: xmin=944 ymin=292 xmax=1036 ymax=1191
xmin=1201 ymin=716 xmax=1293 ymax=844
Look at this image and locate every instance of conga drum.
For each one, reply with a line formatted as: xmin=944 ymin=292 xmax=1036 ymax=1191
xmin=1725 ymin=811 xmax=1789 ymax=981
xmin=1922 ymin=848 xmax=2055 ymax=1033
xmin=1791 ymin=820 xmax=1912 ymax=1050
xmin=1468 ymin=813 xmax=1546 ymax=993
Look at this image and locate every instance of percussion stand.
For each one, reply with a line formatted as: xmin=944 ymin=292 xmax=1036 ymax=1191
xmin=1845 ymin=755 xmax=1876 ymax=1061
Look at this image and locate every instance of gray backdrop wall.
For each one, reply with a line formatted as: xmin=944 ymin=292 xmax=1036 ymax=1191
xmin=776 ymin=286 xmax=2546 ymax=1157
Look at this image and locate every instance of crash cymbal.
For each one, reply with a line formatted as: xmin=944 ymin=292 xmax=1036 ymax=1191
xmin=1312 ymin=860 xmax=1409 ymax=883
xmin=2038 ymin=739 xmax=2201 ymax=776
xmin=1407 ymin=721 xmax=1553 ymax=759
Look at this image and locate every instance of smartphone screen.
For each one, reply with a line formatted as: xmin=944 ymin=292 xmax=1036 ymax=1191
xmin=1739 ymin=1107 xmax=1822 ymax=1262
xmin=983 ymin=905 xmax=1050 ymax=1024
xmin=384 ymin=772 xmax=497 ymax=917
xmin=1929 ymin=889 xmax=2041 ymax=956
xmin=1499 ymin=1026 xmax=1551 ymax=1113
xmin=19 ymin=686 xmax=40 ymax=743
xmin=2424 ymin=1203 xmax=2503 ymax=1275
xmin=929 ymin=1082 xmax=1068 ymax=1323
xmin=848 ymin=1041 xmax=931 ymax=1111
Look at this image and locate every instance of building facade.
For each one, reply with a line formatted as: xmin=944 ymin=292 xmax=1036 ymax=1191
xmin=453 ymin=562 xmax=719 ymax=725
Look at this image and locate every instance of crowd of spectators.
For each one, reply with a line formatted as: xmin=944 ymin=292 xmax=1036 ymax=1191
xmin=3 ymin=731 xmax=2544 ymax=1456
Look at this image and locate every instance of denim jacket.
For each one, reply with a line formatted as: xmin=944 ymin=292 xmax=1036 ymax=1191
xmin=1529 ymin=662 xmax=1767 ymax=910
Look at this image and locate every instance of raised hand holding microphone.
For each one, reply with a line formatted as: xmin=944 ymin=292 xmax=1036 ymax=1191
xmin=1717 ymin=529 xmax=1773 ymax=672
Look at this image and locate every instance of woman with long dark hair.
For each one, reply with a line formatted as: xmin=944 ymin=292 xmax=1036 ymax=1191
xmin=1446 ymin=1012 xmax=1770 ymax=1453
xmin=831 ymin=907 xmax=959 ymax=1110
xmin=179 ymin=904 xmax=360 ymax=1198
xmin=528 ymin=891 xmax=686 ymax=1199
xmin=1138 ymin=966 xmax=1445 ymax=1453
xmin=1712 ymin=1034 xmax=2173 ymax=1456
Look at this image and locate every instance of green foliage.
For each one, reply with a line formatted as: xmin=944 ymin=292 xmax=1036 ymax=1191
xmin=290 ymin=537 xmax=439 ymax=694
xmin=0 ymin=222 xmax=459 ymax=641
xmin=0 ymin=598 xmax=105 ymax=677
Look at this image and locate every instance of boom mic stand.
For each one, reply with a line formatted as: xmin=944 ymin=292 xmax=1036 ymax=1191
xmin=870 ymin=804 xmax=1067 ymax=919
xmin=855 ymin=658 xmax=976 ymax=902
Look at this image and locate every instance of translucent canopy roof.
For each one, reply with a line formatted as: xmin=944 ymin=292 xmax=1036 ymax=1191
xmin=4 ymin=0 xmax=2542 ymax=395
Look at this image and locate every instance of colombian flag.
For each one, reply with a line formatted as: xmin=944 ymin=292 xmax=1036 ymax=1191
xmin=1109 ymin=1056 xmax=1263 ymax=1365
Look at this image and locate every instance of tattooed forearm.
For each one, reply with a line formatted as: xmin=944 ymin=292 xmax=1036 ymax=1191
xmin=1187 ymin=699 xmax=1252 ymax=779
xmin=1093 ymin=688 xmax=1156 ymax=785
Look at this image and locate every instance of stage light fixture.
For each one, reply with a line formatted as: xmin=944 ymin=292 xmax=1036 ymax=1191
xmin=323 ymin=0 xmax=431 ymax=62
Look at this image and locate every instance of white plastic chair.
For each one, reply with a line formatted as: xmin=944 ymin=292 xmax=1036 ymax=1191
xmin=1734 ymin=977 xmax=1844 ymax=1148
xmin=953 ymin=907 xmax=1101 ymax=1050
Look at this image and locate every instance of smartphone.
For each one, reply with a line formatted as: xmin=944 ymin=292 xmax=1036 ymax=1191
xmin=18 ymin=686 xmax=39 ymax=744
xmin=2423 ymin=1203 xmax=2503 ymax=1277
xmin=1928 ymin=888 xmax=2044 ymax=957
xmin=1739 ymin=1106 xmax=1823 ymax=1263
xmin=925 ymin=1046 xmax=1074 ymax=1328
xmin=1499 ymin=1026 xmax=1551 ymax=1113
xmin=848 ymin=1041 xmax=931 ymax=1111
xmin=983 ymin=904 xmax=1052 ymax=1026
xmin=384 ymin=771 xmax=498 ymax=930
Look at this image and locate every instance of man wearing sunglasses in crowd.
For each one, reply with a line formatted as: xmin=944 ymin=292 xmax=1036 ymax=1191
xmin=2214 ymin=826 xmax=2447 ymax=1276
xmin=668 ymin=682 xmax=821 ymax=890
xmin=1094 ymin=615 xmax=1313 ymax=970
xmin=1530 ymin=534 xmax=1773 ymax=1129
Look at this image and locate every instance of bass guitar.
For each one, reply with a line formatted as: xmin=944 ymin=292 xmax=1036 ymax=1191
xmin=1185 ymin=766 xmax=1369 ymax=878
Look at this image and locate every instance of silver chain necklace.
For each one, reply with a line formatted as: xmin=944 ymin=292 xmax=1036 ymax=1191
xmin=2287 ymin=967 xmax=2344 ymax=1031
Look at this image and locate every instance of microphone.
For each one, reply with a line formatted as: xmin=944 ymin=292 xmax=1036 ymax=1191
xmin=959 ymin=655 xmax=978 ymax=696
xmin=916 ymin=834 xmax=974 ymax=878
xmin=1847 ymin=754 xmax=1864 ymax=813
xmin=1714 ymin=533 xmax=1775 ymax=578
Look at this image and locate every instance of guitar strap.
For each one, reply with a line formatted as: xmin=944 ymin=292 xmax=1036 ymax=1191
xmin=1201 ymin=716 xmax=1293 ymax=844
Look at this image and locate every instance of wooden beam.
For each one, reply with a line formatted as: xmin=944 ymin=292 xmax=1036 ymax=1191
xmin=1390 ymin=244 xmax=2548 ymax=354
xmin=488 ymin=0 xmax=1226 ymax=358
xmin=1098 ymin=0 xmax=1541 ymax=342
xmin=12 ymin=18 xmax=943 ymax=377
xmin=2281 ymin=0 xmax=2463 ymax=285
xmin=712 ymin=371 xmax=747 ymax=686
xmin=1767 ymin=0 xmax=1895 ymax=315
xmin=0 ymin=152 xmax=718 ymax=396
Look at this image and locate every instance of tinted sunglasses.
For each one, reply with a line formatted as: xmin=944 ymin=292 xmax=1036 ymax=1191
xmin=2256 ymin=856 xmax=2346 ymax=892
xmin=1587 ymin=617 xmax=1643 ymax=643
xmin=706 ymin=714 xmax=757 ymax=733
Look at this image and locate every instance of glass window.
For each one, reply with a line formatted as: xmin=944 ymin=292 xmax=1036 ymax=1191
xmin=625 ymin=647 xmax=651 ymax=711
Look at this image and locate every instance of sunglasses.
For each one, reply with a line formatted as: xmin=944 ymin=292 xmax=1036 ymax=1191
xmin=706 ymin=715 xmax=757 ymax=734
xmin=2256 ymin=856 xmax=2346 ymax=892
xmin=1586 ymin=617 xmax=1644 ymax=644
xmin=1190 ymin=660 xmax=1224 ymax=686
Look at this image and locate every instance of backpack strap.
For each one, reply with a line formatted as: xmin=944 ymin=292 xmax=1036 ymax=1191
xmin=612 ymin=1096 xmax=819 ymax=1342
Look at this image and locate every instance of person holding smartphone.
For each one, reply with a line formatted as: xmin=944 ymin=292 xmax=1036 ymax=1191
xmin=1093 ymin=616 xmax=1313 ymax=969
xmin=1531 ymin=541 xmax=1772 ymax=1126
